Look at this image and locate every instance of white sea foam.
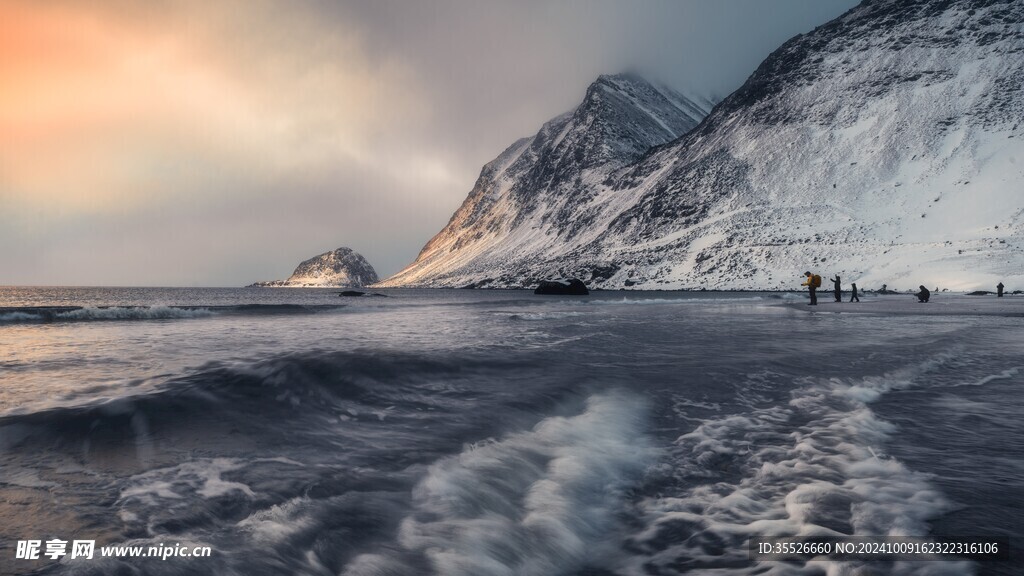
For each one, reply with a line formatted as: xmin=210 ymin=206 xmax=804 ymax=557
xmin=237 ymin=496 xmax=316 ymax=543
xmin=57 ymin=306 xmax=214 ymax=321
xmin=628 ymin=355 xmax=974 ymax=575
xmin=585 ymin=296 xmax=764 ymax=306
xmin=120 ymin=458 xmax=255 ymax=507
xmin=495 ymin=310 xmax=588 ymax=321
xmin=0 ymin=312 xmax=40 ymax=322
xmin=341 ymin=554 xmax=412 ymax=576
xmin=254 ymin=456 xmax=307 ymax=467
xmin=0 ymin=306 xmax=215 ymax=323
xmin=949 ymin=366 xmax=1021 ymax=388
xmin=386 ymin=391 xmax=655 ymax=576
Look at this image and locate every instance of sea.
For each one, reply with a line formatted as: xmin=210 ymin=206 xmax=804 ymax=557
xmin=0 ymin=287 xmax=1020 ymax=576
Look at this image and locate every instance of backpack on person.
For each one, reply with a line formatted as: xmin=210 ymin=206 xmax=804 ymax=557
xmin=811 ymin=274 xmax=822 ymax=288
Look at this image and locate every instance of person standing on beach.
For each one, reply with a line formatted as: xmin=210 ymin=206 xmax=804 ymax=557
xmin=997 ymin=282 xmax=1004 ymax=297
xmin=850 ymin=283 xmax=860 ymax=302
xmin=802 ymin=271 xmax=820 ymax=305
xmin=830 ymin=275 xmax=842 ymax=302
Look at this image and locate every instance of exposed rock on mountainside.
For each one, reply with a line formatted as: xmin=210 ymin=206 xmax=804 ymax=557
xmin=249 ymin=247 xmax=378 ymax=287
xmin=380 ymin=0 xmax=1024 ymax=291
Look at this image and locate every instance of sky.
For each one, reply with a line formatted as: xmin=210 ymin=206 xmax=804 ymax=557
xmin=1 ymin=0 xmax=859 ymax=286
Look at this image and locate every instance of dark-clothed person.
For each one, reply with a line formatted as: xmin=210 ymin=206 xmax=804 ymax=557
xmin=916 ymin=285 xmax=931 ymax=303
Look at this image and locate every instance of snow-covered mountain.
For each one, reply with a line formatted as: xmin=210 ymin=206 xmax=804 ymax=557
xmin=379 ymin=0 xmax=1024 ymax=292
xmin=249 ymin=247 xmax=378 ymax=287
xmin=377 ymin=73 xmax=713 ymax=288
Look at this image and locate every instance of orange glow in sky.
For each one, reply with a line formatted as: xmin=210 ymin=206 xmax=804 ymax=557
xmin=0 ymin=0 xmax=414 ymax=215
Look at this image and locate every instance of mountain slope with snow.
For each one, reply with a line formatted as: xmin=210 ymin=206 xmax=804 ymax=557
xmin=377 ymin=74 xmax=713 ymax=288
xmin=381 ymin=0 xmax=1024 ymax=291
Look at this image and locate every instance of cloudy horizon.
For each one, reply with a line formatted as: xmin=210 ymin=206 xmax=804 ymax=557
xmin=1 ymin=0 xmax=858 ymax=286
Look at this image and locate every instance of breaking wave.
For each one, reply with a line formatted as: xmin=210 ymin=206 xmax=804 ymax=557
xmin=0 ymin=349 xmax=458 ymax=430
xmin=0 ymin=304 xmax=345 ymax=324
xmin=626 ymin=354 xmax=975 ymax=575
xmin=344 ymin=390 xmax=656 ymax=576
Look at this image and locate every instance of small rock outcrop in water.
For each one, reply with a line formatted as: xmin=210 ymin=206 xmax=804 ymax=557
xmin=249 ymin=247 xmax=379 ymax=288
xmin=339 ymin=290 xmax=388 ymax=297
xmin=534 ymin=279 xmax=589 ymax=295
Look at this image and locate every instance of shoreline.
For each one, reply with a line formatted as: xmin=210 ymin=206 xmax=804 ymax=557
xmin=780 ymin=293 xmax=1024 ymax=317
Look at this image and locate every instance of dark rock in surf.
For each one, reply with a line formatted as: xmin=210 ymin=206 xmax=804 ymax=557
xmin=534 ymin=279 xmax=589 ymax=295
xmin=339 ymin=290 xmax=388 ymax=297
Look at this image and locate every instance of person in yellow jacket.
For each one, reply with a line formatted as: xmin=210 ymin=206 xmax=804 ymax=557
xmin=802 ymin=271 xmax=821 ymax=305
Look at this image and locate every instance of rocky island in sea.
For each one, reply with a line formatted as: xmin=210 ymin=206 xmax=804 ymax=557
xmin=248 ymin=247 xmax=379 ymax=287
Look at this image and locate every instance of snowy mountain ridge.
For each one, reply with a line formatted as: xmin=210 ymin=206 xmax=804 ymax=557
xmin=380 ymin=0 xmax=1024 ymax=291
xmin=378 ymin=73 xmax=713 ymax=287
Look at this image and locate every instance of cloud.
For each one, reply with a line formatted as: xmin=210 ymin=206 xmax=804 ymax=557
xmin=0 ymin=0 xmax=422 ymax=210
xmin=0 ymin=0 xmax=858 ymax=285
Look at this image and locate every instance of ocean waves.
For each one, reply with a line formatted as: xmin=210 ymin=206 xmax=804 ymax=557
xmin=626 ymin=355 xmax=975 ymax=575
xmin=0 ymin=304 xmax=345 ymax=324
xmin=343 ymin=390 xmax=656 ymax=576
xmin=4 ymin=288 xmax=1019 ymax=575
xmin=2 ymin=348 xmax=613 ymax=576
xmin=1 ymin=349 xmax=460 ymax=436
xmin=0 ymin=347 xmax=582 ymax=471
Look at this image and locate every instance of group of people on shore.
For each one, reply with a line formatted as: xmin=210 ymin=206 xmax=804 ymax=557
xmin=800 ymin=272 xmax=857 ymax=305
xmin=800 ymin=273 xmax=1008 ymax=305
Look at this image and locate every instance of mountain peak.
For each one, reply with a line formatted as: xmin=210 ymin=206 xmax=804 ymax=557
xmin=378 ymin=74 xmax=712 ymax=287
xmin=592 ymin=72 xmax=650 ymax=91
xmin=563 ymin=73 xmax=712 ymax=168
